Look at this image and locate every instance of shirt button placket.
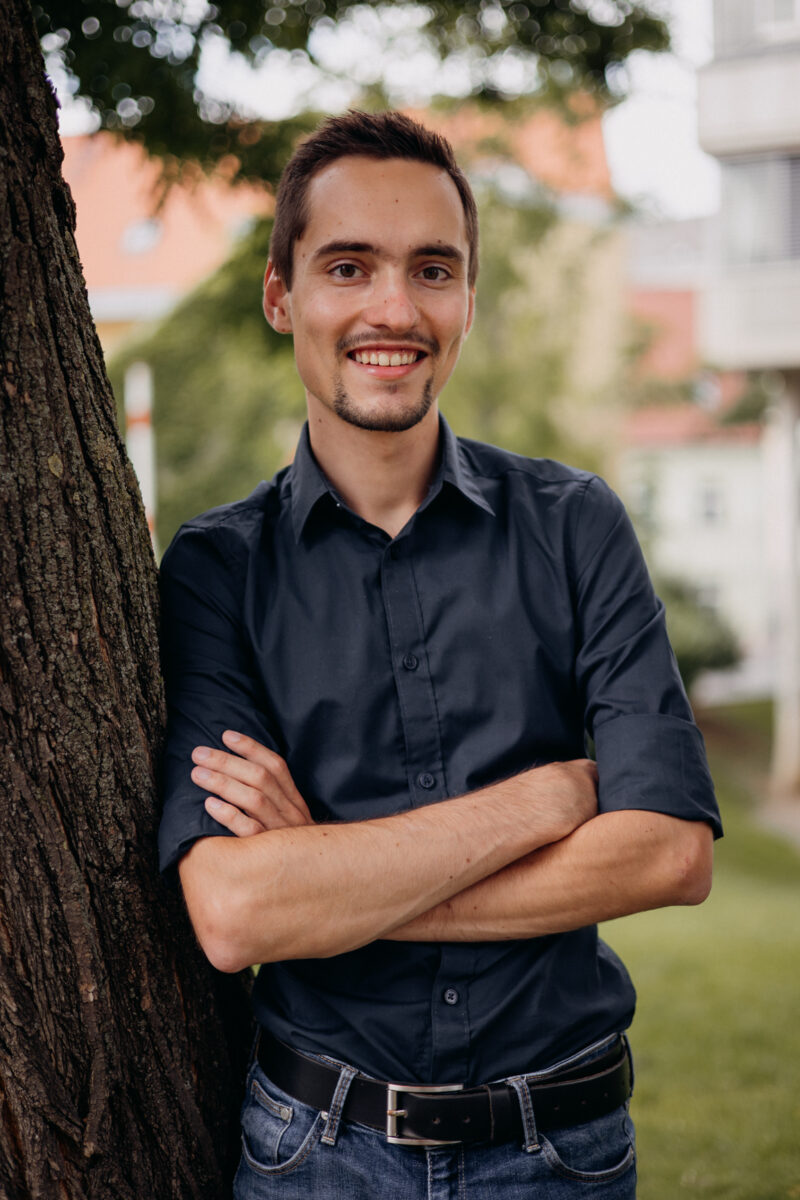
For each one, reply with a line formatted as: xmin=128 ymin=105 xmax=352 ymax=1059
xmin=380 ymin=540 xmax=445 ymax=806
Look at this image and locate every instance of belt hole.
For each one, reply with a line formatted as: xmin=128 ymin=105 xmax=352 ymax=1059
xmin=432 ymin=1116 xmax=441 ymax=1126
xmin=462 ymin=1116 xmax=471 ymax=1125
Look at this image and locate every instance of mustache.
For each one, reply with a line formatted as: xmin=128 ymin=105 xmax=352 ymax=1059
xmin=336 ymin=333 xmax=439 ymax=356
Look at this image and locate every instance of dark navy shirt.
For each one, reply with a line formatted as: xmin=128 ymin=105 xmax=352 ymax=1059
xmin=159 ymin=416 xmax=721 ymax=1086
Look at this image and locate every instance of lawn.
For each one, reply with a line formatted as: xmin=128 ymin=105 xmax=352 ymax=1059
xmin=601 ymin=702 xmax=800 ymax=1199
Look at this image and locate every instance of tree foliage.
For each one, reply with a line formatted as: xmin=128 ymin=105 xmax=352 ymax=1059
xmin=657 ymin=576 xmax=740 ymax=692
xmin=38 ymin=0 xmax=669 ymax=183
xmin=449 ymin=185 xmax=610 ymax=471
xmin=109 ymin=217 xmax=303 ymax=545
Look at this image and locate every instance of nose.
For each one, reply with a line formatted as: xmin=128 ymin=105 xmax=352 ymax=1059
xmin=362 ymin=269 xmax=418 ymax=330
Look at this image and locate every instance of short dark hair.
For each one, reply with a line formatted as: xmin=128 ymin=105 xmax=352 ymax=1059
xmin=269 ymin=110 xmax=479 ymax=288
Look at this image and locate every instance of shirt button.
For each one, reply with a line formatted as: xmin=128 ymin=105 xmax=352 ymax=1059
xmin=417 ymin=772 xmax=436 ymax=790
xmin=402 ymin=653 xmax=419 ymax=671
xmin=443 ymin=988 xmax=460 ymax=1006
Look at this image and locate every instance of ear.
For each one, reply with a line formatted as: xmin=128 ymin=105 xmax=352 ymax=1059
xmin=464 ymin=286 xmax=476 ymax=338
xmin=263 ymin=260 xmax=293 ymax=333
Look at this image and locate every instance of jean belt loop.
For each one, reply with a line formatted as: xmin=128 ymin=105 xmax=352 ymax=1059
xmin=320 ymin=1063 xmax=358 ymax=1147
xmin=622 ymin=1033 xmax=635 ymax=1094
xmin=507 ymin=1075 xmax=541 ymax=1154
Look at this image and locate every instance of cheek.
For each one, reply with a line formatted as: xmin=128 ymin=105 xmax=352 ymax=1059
xmin=437 ymin=299 xmax=473 ymax=348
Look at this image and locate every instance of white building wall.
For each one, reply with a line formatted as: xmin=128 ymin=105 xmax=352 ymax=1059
xmin=618 ymin=442 xmax=769 ymax=659
xmin=698 ymin=49 xmax=800 ymax=156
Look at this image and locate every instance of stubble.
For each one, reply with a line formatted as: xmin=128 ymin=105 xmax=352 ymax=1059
xmin=332 ymin=375 xmax=436 ymax=433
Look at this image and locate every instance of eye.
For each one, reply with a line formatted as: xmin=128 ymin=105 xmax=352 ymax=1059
xmin=417 ymin=264 xmax=451 ymax=282
xmin=330 ymin=262 xmax=364 ymax=279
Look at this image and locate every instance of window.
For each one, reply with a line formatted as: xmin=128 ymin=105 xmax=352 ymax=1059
xmin=695 ymin=583 xmax=721 ymax=613
xmin=630 ymin=478 xmax=656 ymax=528
xmin=721 ymin=156 xmax=800 ymax=265
xmin=698 ymin=482 xmax=725 ymax=525
xmin=714 ymin=0 xmax=800 ymax=55
xmin=757 ymin=0 xmax=800 ymax=39
xmin=120 ymin=218 xmax=163 ymax=256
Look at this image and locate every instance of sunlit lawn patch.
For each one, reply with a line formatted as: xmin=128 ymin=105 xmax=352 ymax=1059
xmin=602 ymin=702 xmax=800 ymax=1199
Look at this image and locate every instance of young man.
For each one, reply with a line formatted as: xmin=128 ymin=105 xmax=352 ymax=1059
xmin=159 ymin=111 xmax=721 ymax=1198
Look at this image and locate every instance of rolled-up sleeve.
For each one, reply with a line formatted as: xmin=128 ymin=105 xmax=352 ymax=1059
xmin=572 ymin=477 xmax=722 ymax=837
xmin=158 ymin=521 xmax=281 ymax=874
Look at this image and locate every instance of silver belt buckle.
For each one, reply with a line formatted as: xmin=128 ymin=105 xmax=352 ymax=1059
xmin=386 ymin=1081 xmax=464 ymax=1146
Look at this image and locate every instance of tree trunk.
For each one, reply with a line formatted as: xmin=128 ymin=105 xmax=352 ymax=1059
xmin=0 ymin=3 xmax=253 ymax=1196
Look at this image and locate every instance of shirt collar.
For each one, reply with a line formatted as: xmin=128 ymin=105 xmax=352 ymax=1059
xmin=289 ymin=423 xmax=333 ymax=542
xmin=289 ymin=414 xmax=495 ymax=543
xmin=437 ymin=415 xmax=496 ymax=518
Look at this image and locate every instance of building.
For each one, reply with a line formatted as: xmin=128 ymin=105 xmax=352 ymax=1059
xmin=62 ymin=135 xmax=270 ymax=354
xmin=696 ymin=0 xmax=800 ymax=783
xmin=616 ymin=213 xmax=767 ymax=690
xmin=698 ymin=1 xmax=800 ymax=371
xmin=617 ymin=399 xmax=770 ymax=698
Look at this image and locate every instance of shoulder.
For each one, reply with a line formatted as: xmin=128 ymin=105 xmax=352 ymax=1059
xmin=455 ymin=434 xmax=593 ymax=491
xmin=160 ymin=474 xmax=286 ymax=580
xmin=455 ymin=434 xmax=621 ymax=518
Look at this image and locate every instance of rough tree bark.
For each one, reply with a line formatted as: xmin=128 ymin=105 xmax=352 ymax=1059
xmin=0 ymin=2 xmax=253 ymax=1196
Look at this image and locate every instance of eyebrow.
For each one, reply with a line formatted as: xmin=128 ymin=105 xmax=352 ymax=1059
xmin=311 ymin=240 xmax=466 ymax=267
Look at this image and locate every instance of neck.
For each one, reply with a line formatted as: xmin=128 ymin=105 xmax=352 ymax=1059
xmin=307 ymin=404 xmax=441 ymax=539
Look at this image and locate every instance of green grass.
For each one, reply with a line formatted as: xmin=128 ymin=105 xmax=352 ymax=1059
xmin=600 ymin=702 xmax=800 ymax=1198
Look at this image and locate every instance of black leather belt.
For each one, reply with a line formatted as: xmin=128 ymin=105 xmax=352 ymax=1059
xmin=257 ymin=1033 xmax=632 ymax=1147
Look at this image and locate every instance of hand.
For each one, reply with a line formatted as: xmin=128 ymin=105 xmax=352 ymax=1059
xmin=190 ymin=731 xmax=313 ymax=836
xmin=530 ymin=758 xmax=598 ymax=843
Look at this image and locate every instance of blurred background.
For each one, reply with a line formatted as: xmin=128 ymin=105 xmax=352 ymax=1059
xmin=41 ymin=1 xmax=799 ymax=1194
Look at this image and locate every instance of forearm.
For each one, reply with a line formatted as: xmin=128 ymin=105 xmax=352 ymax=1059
xmin=180 ymin=764 xmax=594 ymax=971
xmin=386 ymin=811 xmax=714 ymax=942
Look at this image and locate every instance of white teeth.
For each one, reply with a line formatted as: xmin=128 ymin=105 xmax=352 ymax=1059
xmin=353 ymin=350 xmax=418 ymax=366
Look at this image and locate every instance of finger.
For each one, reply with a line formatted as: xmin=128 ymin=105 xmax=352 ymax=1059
xmin=191 ymin=744 xmax=313 ymax=825
xmin=191 ymin=764 xmax=310 ymax=829
xmin=221 ymin=732 xmax=313 ymax=821
xmin=204 ymin=796 xmax=265 ymax=838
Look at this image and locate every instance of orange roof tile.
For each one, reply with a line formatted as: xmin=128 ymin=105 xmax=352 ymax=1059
xmin=628 ymin=289 xmax=698 ymax=379
xmin=623 ymin=404 xmax=761 ymax=447
xmin=62 ymin=134 xmax=271 ymax=292
xmin=410 ymin=103 xmax=613 ymax=197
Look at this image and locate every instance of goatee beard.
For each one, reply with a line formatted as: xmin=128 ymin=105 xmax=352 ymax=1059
xmin=332 ymin=377 xmax=435 ymax=432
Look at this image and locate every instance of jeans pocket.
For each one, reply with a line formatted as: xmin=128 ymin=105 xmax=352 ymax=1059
xmin=239 ymin=1064 xmax=324 ymax=1178
xmin=540 ymin=1105 xmax=636 ymax=1184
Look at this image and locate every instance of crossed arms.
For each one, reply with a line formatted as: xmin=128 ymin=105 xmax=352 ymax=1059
xmin=178 ymin=730 xmax=713 ymax=974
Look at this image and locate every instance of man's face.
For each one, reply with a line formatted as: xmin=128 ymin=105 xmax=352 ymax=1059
xmin=264 ymin=156 xmax=475 ymax=434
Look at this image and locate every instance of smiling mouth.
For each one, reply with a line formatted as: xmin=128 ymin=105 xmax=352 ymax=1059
xmin=348 ymin=348 xmax=426 ymax=367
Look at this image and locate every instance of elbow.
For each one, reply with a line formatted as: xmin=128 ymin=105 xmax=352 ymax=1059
xmin=190 ymin=891 xmax=256 ymax=974
xmin=201 ymin=925 xmax=254 ymax=975
xmin=178 ymin=841 xmax=264 ymax=973
xmin=669 ymin=822 xmax=714 ymax=906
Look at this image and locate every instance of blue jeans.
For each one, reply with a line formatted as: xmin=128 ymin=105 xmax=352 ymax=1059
xmin=233 ymin=1034 xmax=636 ymax=1198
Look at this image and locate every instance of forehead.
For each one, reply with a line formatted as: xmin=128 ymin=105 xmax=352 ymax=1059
xmin=296 ymin=156 xmax=469 ymax=261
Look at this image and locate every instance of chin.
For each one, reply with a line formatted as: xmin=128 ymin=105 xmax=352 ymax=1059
xmin=333 ymin=379 xmax=435 ymax=433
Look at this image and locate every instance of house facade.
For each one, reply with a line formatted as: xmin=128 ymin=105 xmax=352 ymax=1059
xmin=698 ymin=0 xmax=800 ymax=779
